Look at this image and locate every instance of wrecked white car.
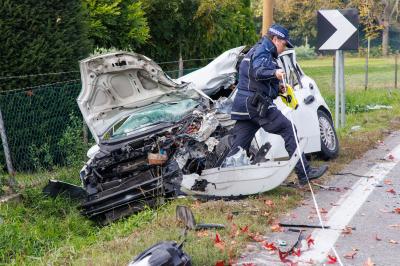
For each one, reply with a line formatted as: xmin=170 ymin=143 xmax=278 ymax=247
xmin=66 ymin=47 xmax=338 ymax=223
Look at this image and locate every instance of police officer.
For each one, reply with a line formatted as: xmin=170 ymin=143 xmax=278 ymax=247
xmin=229 ymin=24 xmax=328 ymax=186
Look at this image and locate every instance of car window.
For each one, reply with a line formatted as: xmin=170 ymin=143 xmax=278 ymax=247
xmin=279 ymin=54 xmax=303 ymax=89
xmin=104 ymin=99 xmax=199 ymax=140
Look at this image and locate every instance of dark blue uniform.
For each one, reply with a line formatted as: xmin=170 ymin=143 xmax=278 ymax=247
xmin=229 ymin=37 xmax=310 ymax=181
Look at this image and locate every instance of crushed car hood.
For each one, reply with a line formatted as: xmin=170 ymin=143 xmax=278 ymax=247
xmin=175 ymin=46 xmax=246 ymax=95
xmin=78 ymin=52 xmax=198 ymax=143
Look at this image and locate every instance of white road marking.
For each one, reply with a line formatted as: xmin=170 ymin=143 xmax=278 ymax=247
xmin=299 ymin=143 xmax=400 ymax=264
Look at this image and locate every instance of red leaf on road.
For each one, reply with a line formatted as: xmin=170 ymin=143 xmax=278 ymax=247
xmin=320 ymin=208 xmax=328 ymax=214
xmin=215 ymin=260 xmax=225 ymax=266
xmin=386 ymin=188 xmax=396 ymax=194
xmin=394 ymin=208 xmax=400 ymax=214
xmin=342 ymin=226 xmax=353 ymax=235
xmin=384 ymin=179 xmax=393 ymax=185
xmin=306 ymin=235 xmax=315 ymax=248
xmin=326 ymin=255 xmax=338 ymax=264
xmin=262 ymin=242 xmax=277 ymax=251
xmin=278 ymin=249 xmax=298 ymax=266
xmin=292 ymin=248 xmax=301 ymax=257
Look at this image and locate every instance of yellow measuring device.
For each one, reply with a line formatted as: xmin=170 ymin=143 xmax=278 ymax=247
xmin=279 ymin=79 xmax=298 ymax=110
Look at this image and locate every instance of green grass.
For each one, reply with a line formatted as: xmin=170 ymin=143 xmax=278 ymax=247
xmin=1 ymin=56 xmax=400 ymax=265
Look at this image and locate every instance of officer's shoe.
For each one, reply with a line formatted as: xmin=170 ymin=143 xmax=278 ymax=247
xmin=298 ymin=165 xmax=328 ymax=186
xmin=307 ymin=165 xmax=328 ymax=180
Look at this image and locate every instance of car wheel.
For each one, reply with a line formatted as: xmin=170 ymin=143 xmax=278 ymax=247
xmin=318 ymin=110 xmax=339 ymax=160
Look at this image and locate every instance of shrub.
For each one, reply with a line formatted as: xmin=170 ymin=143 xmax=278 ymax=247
xmin=294 ymin=44 xmax=317 ymax=60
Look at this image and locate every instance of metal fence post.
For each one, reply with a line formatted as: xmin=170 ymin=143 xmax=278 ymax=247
xmin=0 ymin=108 xmax=15 ymax=175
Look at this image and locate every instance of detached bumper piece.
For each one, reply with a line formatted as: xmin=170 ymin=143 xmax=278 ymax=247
xmin=79 ymin=174 xmax=169 ymax=224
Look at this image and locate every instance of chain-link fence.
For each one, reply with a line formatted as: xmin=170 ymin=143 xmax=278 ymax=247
xmin=0 ymin=81 xmax=87 ymax=172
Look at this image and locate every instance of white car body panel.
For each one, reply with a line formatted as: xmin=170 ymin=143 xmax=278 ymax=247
xmin=175 ymin=46 xmax=245 ymax=95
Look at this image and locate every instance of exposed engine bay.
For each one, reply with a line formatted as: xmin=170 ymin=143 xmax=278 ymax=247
xmin=78 ymin=100 xmax=259 ymax=224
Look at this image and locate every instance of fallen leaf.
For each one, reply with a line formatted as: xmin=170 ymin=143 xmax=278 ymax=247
xmin=389 ymin=224 xmax=400 ymax=228
xmin=320 ymin=208 xmax=328 ymax=214
xmin=262 ymin=242 xmax=277 ymax=251
xmin=270 ymin=224 xmax=284 ymax=232
xmin=326 ymin=255 xmax=338 ymax=264
xmin=384 ymin=179 xmax=393 ymax=185
xmin=292 ymin=248 xmax=301 ymax=257
xmin=240 ymin=225 xmax=249 ymax=233
xmin=386 ymin=188 xmax=396 ymax=194
xmin=215 ymin=232 xmax=222 ymax=244
xmin=214 ymin=232 xmax=225 ymax=251
xmin=342 ymin=226 xmax=353 ymax=235
xmin=364 ymin=257 xmax=375 ymax=266
xmin=344 ymin=251 xmax=357 ymax=259
xmin=264 ymin=199 xmax=274 ymax=207
xmin=215 ymin=260 xmax=225 ymax=266
xmin=278 ymin=249 xmax=297 ymax=266
xmin=306 ymin=235 xmax=315 ymax=248
xmin=387 ymin=154 xmax=395 ymax=160
xmin=389 ymin=239 xmax=398 ymax=244
xmin=394 ymin=208 xmax=400 ymax=214
xmin=375 ymin=234 xmax=382 ymax=241
xmin=197 ymin=230 xmax=209 ymax=238
xmin=191 ymin=200 xmax=201 ymax=209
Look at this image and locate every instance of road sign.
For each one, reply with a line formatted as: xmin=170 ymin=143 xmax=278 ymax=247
xmin=317 ymin=9 xmax=359 ymax=51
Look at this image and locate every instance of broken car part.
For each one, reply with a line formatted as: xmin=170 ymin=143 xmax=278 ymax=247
xmin=175 ymin=205 xmax=225 ymax=231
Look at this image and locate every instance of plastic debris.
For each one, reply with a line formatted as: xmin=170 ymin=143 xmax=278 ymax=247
xmin=215 ymin=97 xmax=233 ymax=114
xmin=367 ymin=104 xmax=392 ymax=110
xmin=205 ymin=137 xmax=219 ymax=152
xmin=222 ymin=147 xmax=251 ymax=167
xmin=194 ymin=113 xmax=219 ymax=142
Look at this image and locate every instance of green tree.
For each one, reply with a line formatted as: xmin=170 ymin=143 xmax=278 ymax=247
xmin=83 ymin=0 xmax=150 ymax=50
xmin=141 ymin=0 xmax=257 ymax=64
xmin=349 ymin=0 xmax=399 ymax=55
xmin=0 ymin=0 xmax=91 ymax=90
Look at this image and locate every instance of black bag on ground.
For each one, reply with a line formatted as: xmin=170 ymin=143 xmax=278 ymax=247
xmin=128 ymin=241 xmax=191 ymax=266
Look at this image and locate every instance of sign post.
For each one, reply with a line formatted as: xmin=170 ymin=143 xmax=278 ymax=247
xmin=317 ymin=9 xmax=359 ymax=128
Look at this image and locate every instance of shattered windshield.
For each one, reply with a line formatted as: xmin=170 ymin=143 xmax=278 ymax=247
xmin=109 ymin=99 xmax=198 ymax=140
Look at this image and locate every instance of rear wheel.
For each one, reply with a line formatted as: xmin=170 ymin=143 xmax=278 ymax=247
xmin=318 ymin=110 xmax=339 ymax=160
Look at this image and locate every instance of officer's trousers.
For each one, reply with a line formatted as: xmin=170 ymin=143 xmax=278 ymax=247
xmin=228 ymin=106 xmax=310 ymax=181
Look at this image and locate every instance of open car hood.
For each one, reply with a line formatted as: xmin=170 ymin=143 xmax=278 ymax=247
xmin=78 ymin=52 xmax=196 ymax=143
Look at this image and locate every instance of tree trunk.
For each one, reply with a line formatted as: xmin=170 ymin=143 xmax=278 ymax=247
xmin=382 ymin=21 xmax=390 ymax=56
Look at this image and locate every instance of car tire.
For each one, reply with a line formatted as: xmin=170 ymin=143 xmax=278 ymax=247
xmin=318 ymin=110 xmax=339 ymax=160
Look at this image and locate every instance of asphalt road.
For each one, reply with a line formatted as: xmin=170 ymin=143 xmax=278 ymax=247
xmin=238 ymin=131 xmax=400 ymax=266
